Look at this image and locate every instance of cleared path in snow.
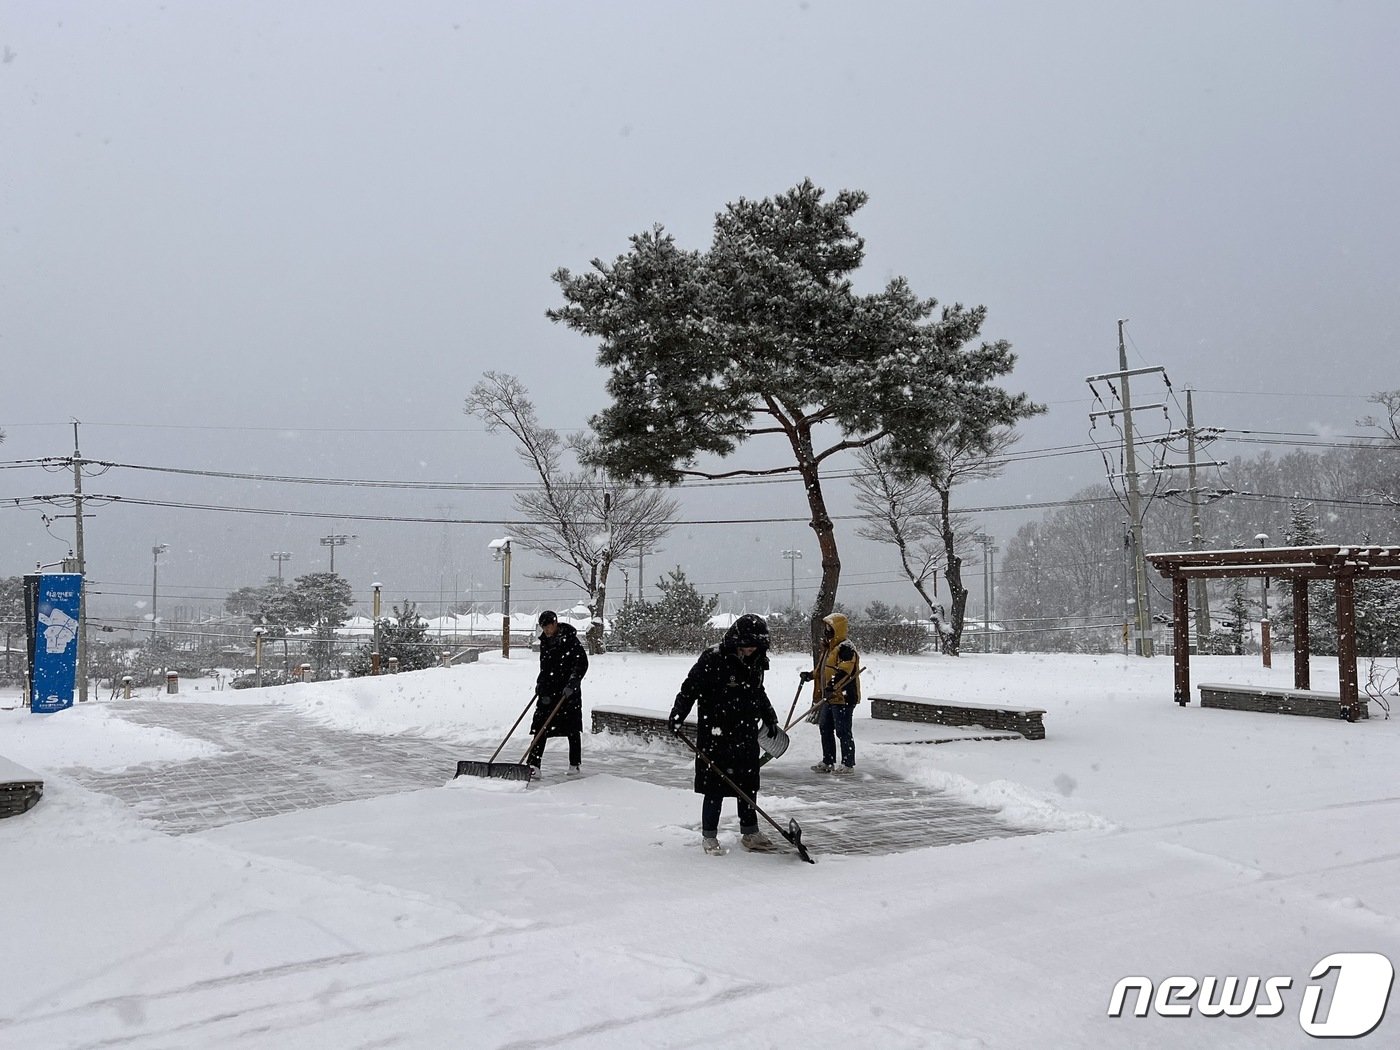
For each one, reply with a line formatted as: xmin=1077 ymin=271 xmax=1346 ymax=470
xmin=68 ymin=700 xmax=1040 ymax=855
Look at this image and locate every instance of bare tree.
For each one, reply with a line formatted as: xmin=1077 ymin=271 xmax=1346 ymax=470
xmin=853 ymin=441 xmax=943 ymax=619
xmin=465 ymin=372 xmax=679 ymax=653
xmin=924 ymin=428 xmax=1022 ymax=653
xmin=855 ymin=429 xmax=1022 ymax=654
xmin=1358 ymin=388 xmax=1400 ymax=505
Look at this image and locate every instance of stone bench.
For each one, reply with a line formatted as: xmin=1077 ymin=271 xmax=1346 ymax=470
xmin=1197 ymin=683 xmax=1368 ymax=721
xmin=0 ymin=755 xmax=44 ymax=819
xmin=868 ymin=694 xmax=1046 ymax=740
xmin=591 ymin=705 xmax=694 ymax=747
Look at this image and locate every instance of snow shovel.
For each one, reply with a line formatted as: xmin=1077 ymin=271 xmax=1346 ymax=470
xmin=757 ymin=722 xmax=789 ymax=759
xmin=670 ymin=724 xmax=815 ymax=864
xmin=792 ymin=665 xmax=865 ymax=729
xmin=454 ymin=691 xmax=543 ymax=781
xmin=783 ymin=639 xmax=831 ymax=726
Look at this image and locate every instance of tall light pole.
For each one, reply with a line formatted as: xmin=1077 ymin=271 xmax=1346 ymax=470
xmin=320 ymin=534 xmax=353 ymax=573
xmin=490 ymin=537 xmax=512 ymax=658
xmin=151 ymin=543 xmax=169 ymax=639
xmin=1255 ymin=532 xmax=1271 ymax=668
xmin=270 ymin=551 xmax=292 ymax=581
xmin=781 ymin=549 xmax=802 ymax=610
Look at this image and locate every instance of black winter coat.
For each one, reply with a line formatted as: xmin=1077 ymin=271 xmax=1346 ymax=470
xmin=531 ymin=622 xmax=588 ymax=738
xmin=670 ymin=631 xmax=777 ymax=798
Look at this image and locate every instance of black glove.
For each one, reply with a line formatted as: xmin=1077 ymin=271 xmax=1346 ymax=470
xmin=667 ymin=710 xmax=682 ymax=734
xmin=561 ymin=679 xmax=578 ymax=702
xmin=762 ymin=715 xmax=778 ymax=735
xmin=799 ymin=670 xmax=814 ymax=683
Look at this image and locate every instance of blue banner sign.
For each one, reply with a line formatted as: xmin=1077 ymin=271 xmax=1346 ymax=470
xmin=31 ymin=573 xmax=82 ymax=714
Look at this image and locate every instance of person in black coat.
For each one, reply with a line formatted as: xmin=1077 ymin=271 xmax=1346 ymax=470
xmin=527 ymin=610 xmax=589 ymax=775
xmin=668 ymin=614 xmax=780 ymax=855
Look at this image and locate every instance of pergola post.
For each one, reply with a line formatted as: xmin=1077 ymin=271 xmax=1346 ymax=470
xmin=1171 ymin=576 xmax=1190 ymax=705
xmin=1335 ymin=574 xmax=1358 ymax=721
xmin=1146 ymin=545 xmax=1397 ymax=724
xmin=1293 ymin=579 xmax=1310 ymax=691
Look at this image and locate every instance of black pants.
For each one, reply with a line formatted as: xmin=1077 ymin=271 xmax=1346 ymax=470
xmin=527 ymin=731 xmax=581 ymax=768
xmin=702 ymin=791 xmax=758 ymax=837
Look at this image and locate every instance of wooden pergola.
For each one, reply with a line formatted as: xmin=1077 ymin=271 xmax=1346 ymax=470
xmin=1146 ymin=545 xmax=1400 ymax=721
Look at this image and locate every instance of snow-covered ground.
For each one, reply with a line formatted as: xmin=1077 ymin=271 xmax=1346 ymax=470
xmin=2 ymin=651 xmax=1397 ymax=1048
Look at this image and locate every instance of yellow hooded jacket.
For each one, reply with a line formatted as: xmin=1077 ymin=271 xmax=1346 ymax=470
xmin=811 ymin=613 xmax=861 ymax=706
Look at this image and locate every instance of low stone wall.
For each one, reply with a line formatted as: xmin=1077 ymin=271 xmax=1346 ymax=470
xmin=868 ymin=694 xmax=1046 ymax=740
xmin=591 ymin=706 xmax=694 ymax=748
xmin=1197 ymin=683 xmax=1368 ymax=720
xmin=1 ymin=755 xmax=43 ymax=819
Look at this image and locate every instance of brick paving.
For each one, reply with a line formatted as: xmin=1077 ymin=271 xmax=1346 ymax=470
xmin=68 ymin=700 xmax=1040 ymax=856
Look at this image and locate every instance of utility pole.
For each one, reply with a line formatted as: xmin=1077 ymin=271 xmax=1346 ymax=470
xmin=71 ymin=421 xmax=89 ymax=702
xmin=1185 ymin=390 xmax=1212 ymax=644
xmin=975 ymin=533 xmax=997 ymax=653
xmin=1152 ymin=389 xmax=1229 ymax=652
xmin=1121 ymin=521 xmax=1130 ymax=655
xmin=1086 ymin=321 xmax=1163 ymax=657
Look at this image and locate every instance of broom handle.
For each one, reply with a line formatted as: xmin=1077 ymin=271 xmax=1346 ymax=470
xmin=488 ymin=691 xmax=539 ymax=764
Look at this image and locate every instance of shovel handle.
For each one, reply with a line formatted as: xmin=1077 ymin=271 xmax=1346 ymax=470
xmin=784 ymin=666 xmax=856 ymax=733
xmin=487 ymin=692 xmax=539 ymax=764
xmin=669 ymin=723 xmax=815 ymax=863
xmin=786 ymin=639 xmax=833 ymax=725
xmin=516 ymin=688 xmax=574 ymax=766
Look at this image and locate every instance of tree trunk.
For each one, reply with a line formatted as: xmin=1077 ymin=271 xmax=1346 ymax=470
xmin=937 ymin=487 xmax=966 ymax=656
xmin=586 ymin=559 xmax=611 ymax=655
xmin=798 ymin=451 xmax=839 ymax=660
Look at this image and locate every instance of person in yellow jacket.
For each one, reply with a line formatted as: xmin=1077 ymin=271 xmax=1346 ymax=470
xmin=799 ymin=613 xmax=861 ymax=775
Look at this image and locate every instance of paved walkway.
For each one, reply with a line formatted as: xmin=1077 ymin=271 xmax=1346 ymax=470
xmin=68 ymin=701 xmax=1040 ymax=856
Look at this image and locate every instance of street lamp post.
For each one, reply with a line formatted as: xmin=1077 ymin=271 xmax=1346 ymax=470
xmin=371 ymin=581 xmax=383 ymax=675
xmin=252 ymin=626 xmax=267 ymax=688
xmin=1255 ymin=532 xmax=1271 ymax=668
xmin=781 ymin=549 xmax=802 ymax=610
xmin=490 ymin=537 xmax=512 ymax=658
xmin=151 ymin=543 xmax=169 ymax=639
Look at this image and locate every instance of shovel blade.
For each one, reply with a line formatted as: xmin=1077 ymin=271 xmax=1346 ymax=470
xmin=785 ymin=816 xmax=816 ymax=864
xmin=757 ymin=724 xmax=789 ymax=759
xmin=454 ymin=760 xmax=535 ymax=782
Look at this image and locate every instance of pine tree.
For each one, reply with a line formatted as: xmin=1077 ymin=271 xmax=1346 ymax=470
xmin=1275 ymin=500 xmax=1337 ymax=653
xmin=609 ymin=569 xmax=718 ymax=653
xmin=549 ymin=180 xmax=1040 ymax=655
xmin=1225 ymin=579 xmax=1251 ymax=655
xmin=349 ymin=601 xmax=437 ymax=675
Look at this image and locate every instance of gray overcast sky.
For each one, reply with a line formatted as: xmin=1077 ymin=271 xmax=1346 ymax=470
xmin=3 ymin=1 xmax=1398 ymax=625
